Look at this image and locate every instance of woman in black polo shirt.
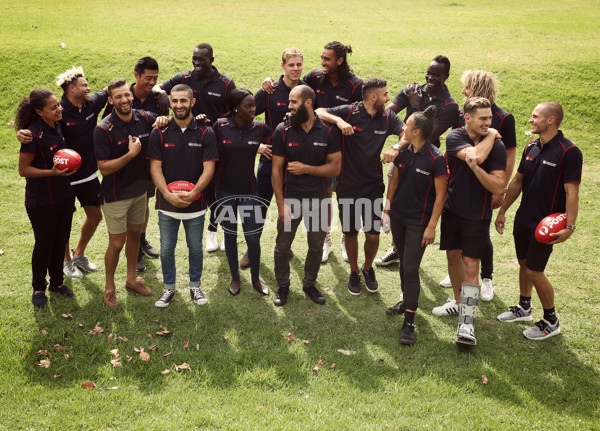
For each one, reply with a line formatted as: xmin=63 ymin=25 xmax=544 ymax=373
xmin=16 ymin=88 xmax=76 ymax=308
xmin=382 ymin=106 xmax=448 ymax=345
xmin=212 ymin=88 xmax=273 ymax=297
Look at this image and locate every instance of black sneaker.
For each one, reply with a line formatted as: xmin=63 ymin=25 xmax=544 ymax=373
xmin=140 ymin=238 xmax=159 ymax=258
xmin=386 ymin=299 xmax=406 ymax=315
xmin=273 ymin=286 xmax=290 ymax=306
xmin=32 ymin=291 xmax=47 ymax=308
xmin=400 ymin=324 xmax=416 ymax=346
xmin=374 ymin=248 xmax=399 ymax=266
xmin=361 ymin=265 xmax=378 ymax=292
xmin=136 ymin=249 xmax=146 ymax=272
xmin=155 ymin=289 xmax=175 ymax=308
xmin=303 ymin=285 xmax=326 ymax=305
xmin=190 ymin=287 xmax=208 ymax=306
xmin=48 ymin=284 xmax=74 ymax=297
xmin=348 ymin=272 xmax=361 ymax=296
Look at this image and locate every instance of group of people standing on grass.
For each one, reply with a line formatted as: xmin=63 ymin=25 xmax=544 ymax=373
xmin=16 ymin=41 xmax=582 ymax=347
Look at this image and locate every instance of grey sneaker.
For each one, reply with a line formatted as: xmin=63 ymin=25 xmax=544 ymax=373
xmin=140 ymin=238 xmax=159 ymax=258
xmin=190 ymin=287 xmax=208 ymax=305
xmin=155 ymin=289 xmax=175 ymax=308
xmin=523 ymin=317 xmax=561 ymax=340
xmin=63 ymin=260 xmax=83 ymax=279
xmin=497 ymin=305 xmax=533 ymax=322
xmin=70 ymin=250 xmax=98 ymax=273
xmin=136 ymin=249 xmax=146 ymax=272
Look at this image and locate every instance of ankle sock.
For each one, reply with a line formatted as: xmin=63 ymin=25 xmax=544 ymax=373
xmin=519 ymin=295 xmax=531 ymax=309
xmin=543 ymin=307 xmax=557 ymax=324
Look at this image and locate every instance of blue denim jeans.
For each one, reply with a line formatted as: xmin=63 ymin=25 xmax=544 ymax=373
xmin=158 ymin=211 xmax=205 ymax=289
xmin=215 ymin=189 xmax=262 ymax=280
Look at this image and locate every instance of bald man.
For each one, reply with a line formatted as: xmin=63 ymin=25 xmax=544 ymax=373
xmin=495 ymin=101 xmax=582 ymax=341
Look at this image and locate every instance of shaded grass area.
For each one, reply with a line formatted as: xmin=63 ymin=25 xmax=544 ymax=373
xmin=1 ymin=0 xmax=599 ymax=429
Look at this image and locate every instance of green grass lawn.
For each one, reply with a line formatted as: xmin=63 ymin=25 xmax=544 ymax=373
xmin=1 ymin=1 xmax=599 ymax=429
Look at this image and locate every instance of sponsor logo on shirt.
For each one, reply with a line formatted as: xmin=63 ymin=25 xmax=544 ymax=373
xmin=374 ymin=130 xmax=386 ymax=135
xmin=352 ymin=126 xmax=363 ymax=132
xmin=313 ymin=142 xmax=327 ymax=147
xmin=316 ymin=89 xmax=325 ymax=94
xmin=223 ymin=140 xmax=232 ymax=144
xmin=526 ymin=156 xmax=534 ymax=161
xmin=276 ymin=102 xmax=287 ymax=106
xmin=247 ymin=141 xmax=259 ymax=145
xmin=118 ymin=139 xmax=127 ymax=145
xmin=415 ymin=168 xmax=430 ymax=176
xmin=86 ymin=113 xmax=94 ymax=121
xmin=65 ymin=122 xmax=77 ymax=126
xmin=335 ymin=95 xmax=349 ymax=102
xmin=288 ymin=142 xmax=299 ymax=147
xmin=50 ymin=144 xmax=57 ymax=151
xmin=542 ymin=160 xmax=557 ymax=167
xmin=208 ymin=91 xmax=222 ymax=97
xmin=397 ymin=163 xmax=406 ymax=168
xmin=188 ymin=142 xmax=202 ymax=147
xmin=164 ymin=143 xmax=175 ymax=148
xmin=138 ymin=133 xmax=149 ymax=139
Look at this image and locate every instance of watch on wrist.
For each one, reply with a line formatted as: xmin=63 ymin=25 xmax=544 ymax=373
xmin=566 ymin=225 xmax=576 ymax=232
xmin=392 ymin=143 xmax=401 ymax=151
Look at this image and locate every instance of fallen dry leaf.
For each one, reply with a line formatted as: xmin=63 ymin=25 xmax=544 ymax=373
xmin=139 ymin=351 xmax=150 ymax=362
xmin=106 ymin=331 xmax=114 ymax=342
xmin=63 ymin=332 xmax=68 ymax=342
xmin=78 ymin=323 xmax=84 ymax=328
xmin=302 ymin=339 xmax=310 ymax=344
xmin=330 ymin=363 xmax=336 ymax=369
xmin=89 ymin=322 xmax=104 ymax=335
xmin=313 ymin=359 xmax=325 ymax=373
xmin=61 ymin=313 xmax=72 ymax=319
xmin=7 ymin=121 xmax=15 ymax=126
xmin=182 ymin=339 xmax=189 ymax=348
xmin=159 ymin=325 xmax=168 ymax=331
xmin=53 ymin=374 xmax=61 ymax=379
xmin=156 ymin=330 xmax=171 ymax=336
xmin=110 ymin=358 xmax=122 ymax=368
xmin=126 ymin=355 xmax=132 ymax=361
xmin=196 ymin=344 xmax=200 ymax=351
xmin=221 ymin=335 xmax=229 ymax=340
xmin=0 ymin=249 xmax=3 ymax=255
xmin=285 ymin=333 xmax=296 ymax=343
xmin=482 ymin=375 xmax=488 ymax=384
xmin=149 ymin=345 xmax=159 ymax=352
xmin=272 ymin=359 xmax=278 ymax=364
xmin=174 ymin=362 xmax=191 ymax=372
xmin=110 ymin=349 xmax=119 ymax=357
xmin=41 ymin=329 xmax=49 ymax=336
xmin=81 ymin=381 xmax=96 ymax=389
xmin=337 ymin=349 xmax=356 ymax=356
xmin=63 ymin=354 xmax=70 ymax=359
xmin=257 ymin=370 xmax=265 ymax=376
xmin=145 ymin=332 xmax=153 ymax=339
xmin=119 ymin=336 xmax=128 ymax=342
xmin=133 ymin=347 xmax=140 ymax=353
xmin=161 ymin=369 xmax=170 ymax=375
xmin=407 ymin=356 xmax=414 ymax=360
xmin=161 ymin=352 xmax=172 ymax=361
xmin=36 ymin=349 xmax=51 ymax=357
xmin=53 ymin=344 xmax=63 ymax=352
xmin=107 ymin=387 xmax=118 ymax=390
xmin=34 ymin=359 xmax=51 ymax=368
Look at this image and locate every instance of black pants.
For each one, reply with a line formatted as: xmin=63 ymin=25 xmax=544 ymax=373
xmin=26 ymin=199 xmax=74 ymax=291
xmin=480 ymin=232 xmax=493 ymax=279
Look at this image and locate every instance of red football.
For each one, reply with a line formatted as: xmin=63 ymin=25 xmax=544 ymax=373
xmin=53 ymin=148 xmax=81 ymax=171
xmin=167 ymin=181 xmax=200 ymax=202
xmin=535 ymin=213 xmax=567 ymax=243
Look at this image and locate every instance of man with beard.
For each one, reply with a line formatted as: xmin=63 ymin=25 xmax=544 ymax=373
xmin=271 ymin=85 xmax=341 ymax=306
xmin=375 ymin=55 xmax=459 ymax=267
xmin=17 ymin=66 xmax=108 ymax=280
xmin=94 ymin=78 xmax=157 ymax=308
xmin=157 ymin=43 xmax=236 ymax=254
xmin=433 ymin=97 xmax=506 ymax=346
xmin=103 ymin=57 xmax=168 ymax=272
xmin=315 ymin=78 xmax=405 ymax=296
xmin=148 ymin=84 xmax=218 ymax=308
xmin=495 ymin=102 xmax=582 ymax=340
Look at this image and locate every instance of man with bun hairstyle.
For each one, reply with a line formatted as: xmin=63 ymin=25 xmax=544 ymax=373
xmin=433 ymin=97 xmax=506 ymax=346
xmin=495 ymin=101 xmax=582 ymax=340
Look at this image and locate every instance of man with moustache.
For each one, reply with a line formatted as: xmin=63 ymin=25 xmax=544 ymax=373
xmin=316 ymin=78 xmax=405 ymax=296
xmin=271 ymin=85 xmax=342 ymax=306
xmin=148 ymin=84 xmax=218 ymax=308
xmin=94 ymin=78 xmax=157 ymax=308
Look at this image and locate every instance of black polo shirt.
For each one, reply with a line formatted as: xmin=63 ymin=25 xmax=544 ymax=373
xmin=20 ymin=118 xmax=73 ymax=208
xmin=147 ymin=117 xmax=218 ymax=213
xmin=302 ymin=69 xmax=363 ymax=109
xmin=444 ymin=127 xmax=506 ymax=221
xmin=60 ymin=90 xmax=108 ymax=183
xmin=390 ymin=142 xmax=447 ymax=226
xmin=160 ymin=66 xmax=235 ymax=124
xmin=457 ymin=103 xmax=517 ymax=150
xmin=94 ymin=109 xmax=156 ymax=203
xmin=102 ymin=83 xmax=162 ymax=119
xmin=391 ymin=83 xmax=459 ymax=147
xmin=326 ymin=102 xmax=404 ymax=196
xmin=271 ymin=117 xmax=341 ymax=199
xmin=515 ymin=131 xmax=582 ymax=229
xmin=212 ymin=117 xmax=273 ymax=195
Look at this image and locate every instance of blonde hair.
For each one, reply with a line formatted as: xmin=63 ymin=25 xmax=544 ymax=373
xmin=282 ymin=47 xmax=303 ymax=64
xmin=461 ymin=70 xmax=498 ymax=104
xmin=56 ymin=66 xmax=85 ymax=91
xmin=463 ymin=97 xmax=492 ymax=115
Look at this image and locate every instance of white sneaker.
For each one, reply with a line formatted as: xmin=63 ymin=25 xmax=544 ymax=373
xmin=439 ymin=275 xmax=452 ymax=288
xmin=340 ymin=235 xmax=348 ymax=262
xmin=220 ymin=238 xmax=225 ymax=251
xmin=70 ymin=250 xmax=98 ymax=273
xmin=206 ymin=231 xmax=218 ymax=252
xmin=480 ymin=278 xmax=494 ymax=301
xmin=432 ymin=298 xmax=459 ymax=316
xmin=63 ymin=260 xmax=83 ymax=279
xmin=322 ymin=232 xmax=333 ymax=262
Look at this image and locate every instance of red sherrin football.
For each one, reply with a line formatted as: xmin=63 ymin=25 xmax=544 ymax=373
xmin=535 ymin=213 xmax=567 ymax=243
xmin=53 ymin=148 xmax=81 ymax=171
xmin=167 ymin=181 xmax=200 ymax=202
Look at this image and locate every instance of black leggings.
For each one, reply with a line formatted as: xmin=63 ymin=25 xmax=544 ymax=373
xmin=26 ymin=199 xmax=74 ymax=291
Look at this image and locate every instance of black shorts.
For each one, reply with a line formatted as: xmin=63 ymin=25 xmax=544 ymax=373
xmin=513 ymin=220 xmax=554 ymax=272
xmin=337 ymin=187 xmax=384 ymax=236
xmin=146 ymin=179 xmax=156 ymax=199
xmin=440 ymin=211 xmax=490 ymax=258
xmin=71 ymin=178 xmax=101 ymax=207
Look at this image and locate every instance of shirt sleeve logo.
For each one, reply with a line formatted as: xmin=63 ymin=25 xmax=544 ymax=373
xmin=164 ymin=143 xmax=175 ymax=148
xmin=313 ymin=142 xmax=327 ymax=147
xmin=415 ymin=168 xmax=430 ymax=176
xmin=335 ymin=95 xmax=349 ymax=102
